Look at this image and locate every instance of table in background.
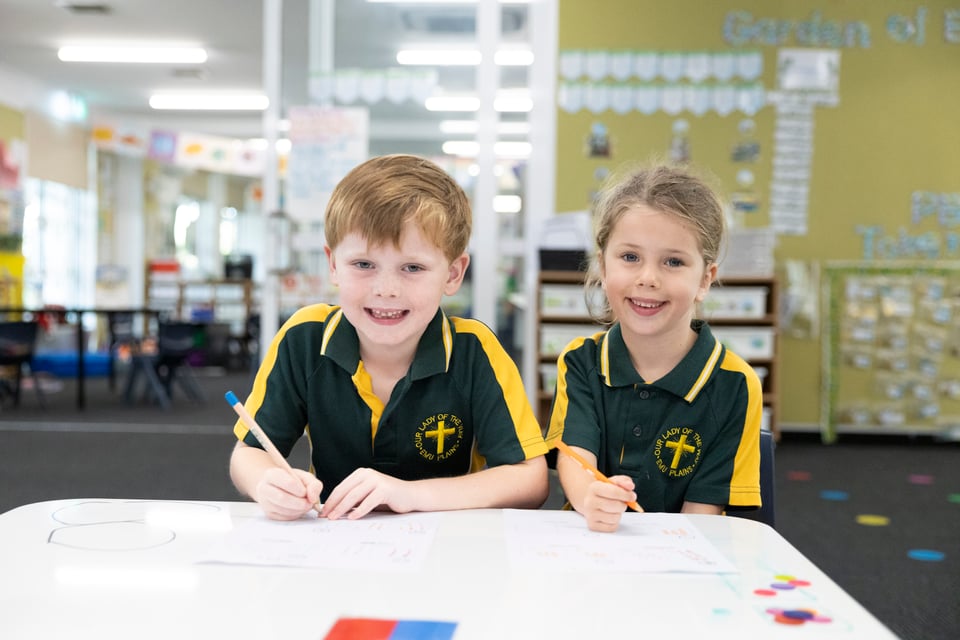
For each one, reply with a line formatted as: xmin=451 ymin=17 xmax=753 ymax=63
xmin=0 ymin=307 xmax=162 ymax=409
xmin=0 ymin=499 xmax=897 ymax=640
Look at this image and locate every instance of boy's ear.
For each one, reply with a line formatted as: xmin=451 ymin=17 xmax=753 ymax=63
xmin=325 ymin=246 xmax=339 ymax=286
xmin=444 ymin=253 xmax=470 ymax=295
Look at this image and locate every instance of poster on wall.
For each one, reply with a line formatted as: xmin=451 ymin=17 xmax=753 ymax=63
xmin=822 ymin=262 xmax=960 ymax=442
xmin=286 ymin=106 xmax=369 ymax=225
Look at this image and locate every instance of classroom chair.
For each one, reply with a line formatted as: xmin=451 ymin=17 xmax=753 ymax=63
xmin=727 ymin=429 xmax=776 ymax=528
xmin=106 ymin=312 xmax=140 ymax=392
xmin=123 ymin=321 xmax=206 ymax=409
xmin=0 ymin=320 xmax=46 ymax=409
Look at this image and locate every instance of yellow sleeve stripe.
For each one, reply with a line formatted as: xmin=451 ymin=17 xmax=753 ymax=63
xmin=544 ymin=334 xmax=593 ymax=446
xmin=235 ymin=304 xmax=337 ymax=440
xmin=451 ymin=317 xmax=546 ymax=454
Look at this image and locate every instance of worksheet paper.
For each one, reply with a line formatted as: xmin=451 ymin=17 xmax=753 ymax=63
xmin=502 ymin=510 xmax=737 ymax=574
xmin=201 ymin=512 xmax=440 ymax=572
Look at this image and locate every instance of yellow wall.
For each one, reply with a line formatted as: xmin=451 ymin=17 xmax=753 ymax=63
xmin=0 ymin=103 xmax=24 ymax=142
xmin=556 ymin=0 xmax=960 ymax=427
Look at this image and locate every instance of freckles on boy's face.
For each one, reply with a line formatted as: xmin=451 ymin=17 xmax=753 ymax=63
xmin=326 ymin=228 xmax=464 ymax=353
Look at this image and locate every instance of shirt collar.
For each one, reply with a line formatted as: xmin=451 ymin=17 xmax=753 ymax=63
xmin=598 ymin=320 xmax=723 ymax=403
xmin=320 ymin=307 xmax=452 ymax=379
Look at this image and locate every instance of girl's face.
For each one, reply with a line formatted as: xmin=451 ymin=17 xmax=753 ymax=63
xmin=600 ymin=204 xmax=715 ymax=344
xmin=326 ymin=224 xmax=468 ymax=360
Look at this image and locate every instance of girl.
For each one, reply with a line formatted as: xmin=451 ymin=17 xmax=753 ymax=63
xmin=545 ymin=163 xmax=763 ymax=532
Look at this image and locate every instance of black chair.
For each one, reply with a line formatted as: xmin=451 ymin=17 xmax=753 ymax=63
xmin=727 ymin=429 xmax=776 ymax=528
xmin=123 ymin=321 xmax=206 ymax=409
xmin=0 ymin=321 xmax=46 ymax=409
xmin=105 ymin=312 xmax=139 ymax=392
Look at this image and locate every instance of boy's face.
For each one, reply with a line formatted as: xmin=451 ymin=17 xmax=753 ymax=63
xmin=326 ymin=224 xmax=469 ymax=360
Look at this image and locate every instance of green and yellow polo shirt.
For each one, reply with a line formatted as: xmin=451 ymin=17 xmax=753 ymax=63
xmin=544 ymin=320 xmax=762 ymax=512
xmin=234 ymin=304 xmax=547 ymax=501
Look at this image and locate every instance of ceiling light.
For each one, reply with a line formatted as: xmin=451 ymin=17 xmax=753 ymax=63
xmin=369 ymin=0 xmax=530 ymax=4
xmin=149 ymin=94 xmax=269 ymax=111
xmin=58 ymin=46 xmax=207 ymax=64
xmin=397 ymin=50 xmax=481 ymax=66
xmin=493 ymin=91 xmax=533 ymax=113
xmin=427 ymin=91 xmax=531 ymax=113
xmin=494 ymin=50 xmax=534 ymax=66
xmin=425 ymin=96 xmax=481 ymax=112
xmin=441 ymin=141 xmax=531 ymax=158
xmin=440 ymin=120 xmax=530 ymax=135
xmin=397 ymin=48 xmax=533 ymax=67
xmin=494 ymin=195 xmax=522 ymax=214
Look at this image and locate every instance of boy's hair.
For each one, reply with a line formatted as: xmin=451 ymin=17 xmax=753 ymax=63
xmin=324 ymin=154 xmax=472 ymax=262
xmin=586 ymin=162 xmax=727 ymax=323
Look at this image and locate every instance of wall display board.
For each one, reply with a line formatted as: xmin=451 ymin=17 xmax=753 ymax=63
xmin=556 ymin=0 xmax=960 ymax=432
xmin=822 ymin=262 xmax=960 ymax=442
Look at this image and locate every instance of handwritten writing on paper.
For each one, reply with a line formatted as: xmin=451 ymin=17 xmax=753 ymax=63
xmin=201 ymin=512 xmax=440 ymax=572
xmin=503 ymin=510 xmax=737 ymax=574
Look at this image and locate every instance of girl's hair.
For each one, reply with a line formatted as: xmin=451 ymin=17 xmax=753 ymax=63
xmin=324 ymin=154 xmax=472 ymax=262
xmin=585 ymin=162 xmax=727 ymax=323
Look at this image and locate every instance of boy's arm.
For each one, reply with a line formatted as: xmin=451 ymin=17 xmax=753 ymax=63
xmin=321 ymin=455 xmax=549 ymax=520
xmin=230 ymin=441 xmax=322 ymax=520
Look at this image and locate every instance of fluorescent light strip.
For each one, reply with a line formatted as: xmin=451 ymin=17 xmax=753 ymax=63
xmin=58 ymin=46 xmax=207 ymax=64
xmin=440 ymin=120 xmax=530 ymax=135
xmin=397 ymin=49 xmax=532 ymax=67
xmin=397 ymin=50 xmax=481 ymax=66
xmin=425 ymin=96 xmax=481 ymax=112
xmin=441 ymin=141 xmax=531 ymax=158
xmin=149 ymin=94 xmax=269 ymax=111
xmin=427 ymin=91 xmax=531 ymax=113
xmin=370 ymin=1 xmax=529 ymax=4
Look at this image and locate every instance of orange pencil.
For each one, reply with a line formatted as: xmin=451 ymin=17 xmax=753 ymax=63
xmin=554 ymin=440 xmax=642 ymax=512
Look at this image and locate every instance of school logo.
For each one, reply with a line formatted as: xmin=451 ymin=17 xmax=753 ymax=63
xmin=653 ymin=426 xmax=703 ymax=478
xmin=414 ymin=412 xmax=464 ymax=462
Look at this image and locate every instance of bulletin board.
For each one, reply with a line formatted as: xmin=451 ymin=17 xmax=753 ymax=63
xmin=555 ymin=0 xmax=960 ymax=430
xmin=821 ymin=262 xmax=960 ymax=442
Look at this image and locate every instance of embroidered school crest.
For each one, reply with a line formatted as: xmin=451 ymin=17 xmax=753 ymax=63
xmin=653 ymin=426 xmax=702 ymax=478
xmin=414 ymin=412 xmax=464 ymax=462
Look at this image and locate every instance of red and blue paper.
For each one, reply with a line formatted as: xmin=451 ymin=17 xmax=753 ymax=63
xmin=324 ymin=617 xmax=457 ymax=640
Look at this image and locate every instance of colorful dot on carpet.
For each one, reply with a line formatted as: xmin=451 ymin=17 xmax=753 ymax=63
xmin=766 ymin=608 xmax=832 ymax=626
xmin=856 ymin=514 xmax=890 ymax=526
xmin=907 ymin=549 xmax=945 ymax=562
xmin=820 ymin=490 xmax=849 ymax=501
xmin=754 ymin=589 xmax=778 ymax=596
xmin=947 ymin=494 xmax=960 ymax=504
xmin=787 ymin=470 xmax=811 ymax=481
xmin=908 ymin=474 xmax=934 ymax=485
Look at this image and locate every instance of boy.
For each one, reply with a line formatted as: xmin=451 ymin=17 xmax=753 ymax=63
xmin=230 ymin=154 xmax=549 ymax=521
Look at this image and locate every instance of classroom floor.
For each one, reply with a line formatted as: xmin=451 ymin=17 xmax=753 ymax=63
xmin=1 ymin=369 xmax=957 ymax=640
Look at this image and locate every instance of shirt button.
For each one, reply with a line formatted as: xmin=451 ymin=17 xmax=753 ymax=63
xmin=632 ymin=425 xmax=642 ymax=437
xmin=638 ymin=390 xmax=650 ymax=399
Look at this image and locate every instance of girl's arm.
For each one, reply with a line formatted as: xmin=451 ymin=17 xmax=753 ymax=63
xmin=557 ymin=444 xmax=638 ymax=533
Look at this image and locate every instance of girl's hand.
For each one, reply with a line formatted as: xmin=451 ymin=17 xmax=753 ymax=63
xmin=580 ymin=475 xmax=638 ymax=533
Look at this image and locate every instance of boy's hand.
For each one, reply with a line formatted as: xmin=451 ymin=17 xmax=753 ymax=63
xmin=580 ymin=475 xmax=639 ymax=533
xmin=254 ymin=467 xmax=323 ymax=521
xmin=321 ymin=468 xmax=412 ymax=520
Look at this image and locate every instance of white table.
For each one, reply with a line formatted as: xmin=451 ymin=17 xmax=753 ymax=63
xmin=0 ymin=499 xmax=897 ymax=640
